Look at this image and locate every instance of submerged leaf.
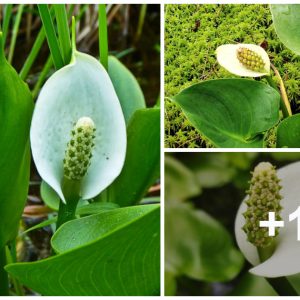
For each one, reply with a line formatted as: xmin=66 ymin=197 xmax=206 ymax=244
xmin=235 ymin=161 xmax=300 ymax=277
xmin=30 ymin=51 xmax=127 ymax=203
xmin=216 ymin=44 xmax=270 ymax=77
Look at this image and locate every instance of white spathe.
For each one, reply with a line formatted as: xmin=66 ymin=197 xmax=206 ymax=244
xmin=216 ymin=44 xmax=270 ymax=77
xmin=235 ymin=161 xmax=300 ymax=277
xmin=30 ymin=51 xmax=127 ymax=203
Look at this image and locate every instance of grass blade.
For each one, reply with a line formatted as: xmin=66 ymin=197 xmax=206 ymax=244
xmin=32 ymin=55 xmax=53 ymax=99
xmin=2 ymin=4 xmax=12 ymax=46
xmin=98 ymin=4 xmax=108 ymax=70
xmin=135 ymin=4 xmax=147 ymax=43
xmin=19 ymin=28 xmax=46 ymax=80
xmin=54 ymin=4 xmax=71 ymax=64
xmin=38 ymin=4 xmax=64 ymax=69
xmin=8 ymin=4 xmax=24 ymax=64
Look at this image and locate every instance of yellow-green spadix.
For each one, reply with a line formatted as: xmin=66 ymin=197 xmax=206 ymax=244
xmin=30 ymin=51 xmax=127 ymax=203
xmin=235 ymin=161 xmax=300 ymax=278
xmin=216 ymin=44 xmax=270 ymax=77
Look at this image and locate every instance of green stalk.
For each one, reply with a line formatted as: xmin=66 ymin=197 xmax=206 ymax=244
xmin=265 ymin=72 xmax=291 ymax=119
xmin=38 ymin=4 xmax=64 ymax=69
xmin=2 ymin=4 xmax=12 ymax=46
xmin=54 ymin=5 xmax=71 ymax=64
xmin=19 ymin=28 xmax=46 ymax=80
xmin=98 ymin=4 xmax=108 ymax=71
xmin=0 ymin=247 xmax=8 ymax=296
xmin=8 ymin=4 xmax=24 ymax=64
xmin=135 ymin=4 xmax=147 ymax=43
xmin=56 ymin=177 xmax=81 ymax=229
xmin=32 ymin=55 xmax=53 ymax=99
xmin=258 ymin=246 xmax=297 ymax=296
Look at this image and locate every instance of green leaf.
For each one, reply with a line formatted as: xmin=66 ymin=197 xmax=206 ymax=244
xmin=165 ymin=203 xmax=244 ymax=282
xmin=106 ymin=108 xmax=160 ymax=206
xmin=277 ymin=114 xmax=300 ymax=147
xmin=6 ymin=205 xmax=160 ymax=296
xmin=38 ymin=4 xmax=64 ymax=69
xmin=23 ymin=202 xmax=120 ymax=234
xmin=172 ymin=79 xmax=280 ymax=148
xmin=0 ymin=33 xmax=33 ymax=248
xmin=40 ymin=180 xmax=60 ymax=210
xmin=165 ymin=155 xmax=201 ymax=201
xmin=271 ymin=5 xmax=300 ymax=56
xmin=108 ymin=56 xmax=146 ymax=124
xmin=30 ymin=50 xmax=127 ymax=203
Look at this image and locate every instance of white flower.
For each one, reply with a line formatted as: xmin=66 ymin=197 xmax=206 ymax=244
xmin=235 ymin=161 xmax=300 ymax=277
xmin=216 ymin=44 xmax=270 ymax=77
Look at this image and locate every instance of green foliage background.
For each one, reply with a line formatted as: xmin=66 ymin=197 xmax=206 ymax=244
xmin=164 ymin=4 xmax=300 ymax=148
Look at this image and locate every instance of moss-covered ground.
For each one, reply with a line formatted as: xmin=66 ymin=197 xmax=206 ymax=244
xmin=164 ymin=4 xmax=300 ymax=148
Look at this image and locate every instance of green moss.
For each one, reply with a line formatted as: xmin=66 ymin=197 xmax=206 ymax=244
xmin=164 ymin=4 xmax=300 ymax=148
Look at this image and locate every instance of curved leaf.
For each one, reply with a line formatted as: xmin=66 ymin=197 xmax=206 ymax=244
xmin=172 ymin=79 xmax=280 ymax=148
xmin=0 ymin=34 xmax=33 ymax=248
xmin=277 ymin=114 xmax=300 ymax=147
xmin=30 ymin=51 xmax=127 ymax=203
xmin=40 ymin=180 xmax=60 ymax=210
xmin=271 ymin=5 xmax=300 ymax=56
xmin=108 ymin=56 xmax=146 ymax=124
xmin=165 ymin=155 xmax=201 ymax=201
xmin=106 ymin=108 xmax=160 ymax=206
xmin=6 ymin=205 xmax=160 ymax=296
xmin=166 ymin=203 xmax=244 ymax=282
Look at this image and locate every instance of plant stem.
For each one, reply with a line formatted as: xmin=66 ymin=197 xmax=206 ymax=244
xmin=98 ymin=4 xmax=108 ymax=71
xmin=271 ymin=63 xmax=292 ymax=117
xmin=0 ymin=247 xmax=8 ymax=296
xmin=8 ymin=4 xmax=24 ymax=64
xmin=32 ymin=54 xmax=53 ymax=99
xmin=265 ymin=67 xmax=292 ymax=119
xmin=38 ymin=4 xmax=64 ymax=69
xmin=20 ymin=28 xmax=46 ymax=80
xmin=135 ymin=4 xmax=147 ymax=43
xmin=258 ymin=246 xmax=298 ymax=295
xmin=54 ymin=4 xmax=71 ymax=65
xmin=2 ymin=4 xmax=12 ymax=46
xmin=56 ymin=177 xmax=80 ymax=229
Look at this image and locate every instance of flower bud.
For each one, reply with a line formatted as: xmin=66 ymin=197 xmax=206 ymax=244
xmin=236 ymin=47 xmax=266 ymax=72
xmin=242 ymin=162 xmax=282 ymax=248
xmin=63 ymin=117 xmax=96 ymax=180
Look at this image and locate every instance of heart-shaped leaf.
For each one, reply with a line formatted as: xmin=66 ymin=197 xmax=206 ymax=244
xmin=172 ymin=79 xmax=280 ymax=148
xmin=30 ymin=50 xmax=127 ymax=203
xmin=108 ymin=56 xmax=146 ymax=124
xmin=6 ymin=204 xmax=160 ymax=296
xmin=271 ymin=5 xmax=300 ymax=56
xmin=0 ymin=33 xmax=33 ymax=248
xmin=277 ymin=114 xmax=300 ymax=147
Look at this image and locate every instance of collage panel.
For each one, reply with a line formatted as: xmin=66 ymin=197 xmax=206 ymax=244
xmin=0 ymin=4 xmax=160 ymax=296
xmin=165 ymin=152 xmax=300 ymax=296
xmin=165 ymin=4 xmax=300 ymax=148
